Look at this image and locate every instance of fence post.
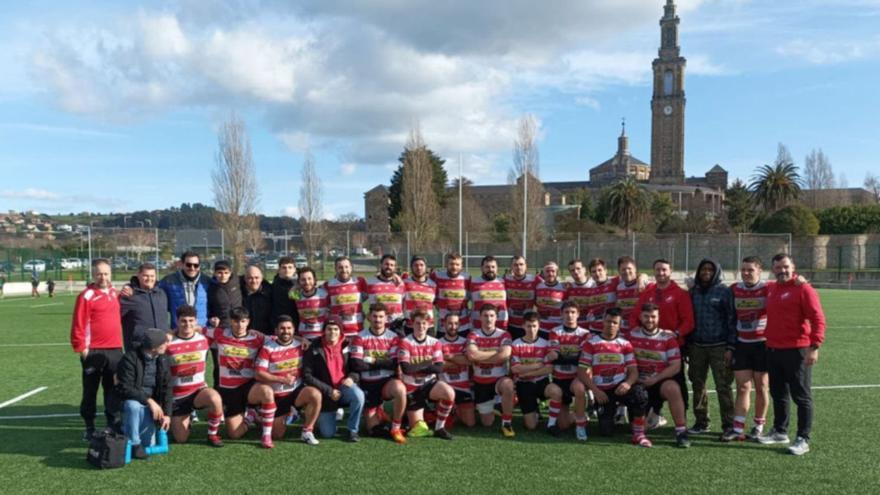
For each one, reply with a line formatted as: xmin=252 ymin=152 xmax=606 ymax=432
xmin=155 ymin=228 xmax=160 ymax=265
xmin=736 ymin=233 xmax=741 ymax=270
xmin=406 ymin=231 xmax=411 ymax=265
xmin=631 ymin=233 xmax=636 ymax=259
xmin=87 ymin=227 xmax=92 ymax=273
xmin=577 ymin=232 xmax=581 ymax=259
xmin=465 ymin=232 xmax=469 ymax=273
xmin=685 ymin=233 xmax=689 ymax=272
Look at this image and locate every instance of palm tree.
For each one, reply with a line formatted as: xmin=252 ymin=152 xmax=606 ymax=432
xmin=601 ymin=176 xmax=650 ymax=235
xmin=749 ymin=162 xmax=802 ymax=212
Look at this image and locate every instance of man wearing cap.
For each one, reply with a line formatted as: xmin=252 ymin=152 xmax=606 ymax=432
xmin=115 ymin=328 xmax=173 ymax=460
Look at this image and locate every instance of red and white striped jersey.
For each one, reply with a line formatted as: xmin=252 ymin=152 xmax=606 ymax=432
xmin=579 ymin=334 xmax=636 ymax=391
xmin=504 ymin=274 xmax=538 ymax=329
xmin=469 ymin=277 xmax=508 ymax=330
xmin=398 ymin=335 xmax=444 ymax=392
xmin=732 ymin=281 xmax=769 ymax=343
xmin=467 ymin=328 xmax=512 ymax=384
xmin=255 ymin=337 xmax=305 ymax=397
xmin=431 ymin=270 xmax=471 ymax=330
xmin=324 ymin=277 xmax=367 ymax=337
xmin=580 ymin=277 xmax=619 ymax=333
xmin=439 ymin=335 xmax=470 ymax=391
xmin=548 ymin=325 xmax=590 ymax=380
xmin=616 ymin=279 xmax=641 ymax=335
xmin=292 ymin=287 xmax=330 ymax=340
xmin=627 ymin=327 xmax=681 ymax=379
xmin=510 ymin=337 xmax=553 ymax=383
xmin=204 ymin=327 xmax=265 ymax=389
xmin=402 ymin=275 xmax=437 ymax=328
xmin=535 ymin=280 xmax=567 ymax=331
xmin=166 ymin=332 xmax=210 ymax=400
xmin=565 ymin=279 xmax=594 ymax=328
xmin=364 ymin=276 xmax=406 ymax=323
xmin=349 ymin=329 xmax=399 ymax=382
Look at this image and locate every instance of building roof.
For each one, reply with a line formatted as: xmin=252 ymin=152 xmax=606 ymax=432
xmin=364 ymin=185 xmax=388 ymax=196
xmin=589 ymin=154 xmax=650 ymax=173
xmin=707 ymin=164 xmax=727 ymax=173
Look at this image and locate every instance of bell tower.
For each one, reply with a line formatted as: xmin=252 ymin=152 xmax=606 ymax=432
xmin=650 ymin=0 xmax=686 ymax=185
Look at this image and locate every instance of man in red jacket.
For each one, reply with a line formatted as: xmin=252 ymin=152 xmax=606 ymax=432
xmin=758 ymin=253 xmax=826 ymax=456
xmin=70 ymin=258 xmax=124 ymax=441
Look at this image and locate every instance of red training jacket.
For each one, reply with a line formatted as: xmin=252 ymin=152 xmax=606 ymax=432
xmin=70 ymin=284 xmax=123 ymax=353
xmin=631 ymin=280 xmax=694 ymax=345
xmin=765 ymin=277 xmax=826 ymax=349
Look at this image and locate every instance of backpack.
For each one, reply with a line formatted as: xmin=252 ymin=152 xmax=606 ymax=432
xmin=86 ymin=430 xmax=128 ymax=469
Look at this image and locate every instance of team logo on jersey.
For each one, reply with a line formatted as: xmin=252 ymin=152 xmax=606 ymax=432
xmin=479 ymin=291 xmax=505 ymax=300
xmin=366 ymin=350 xmax=390 ymax=359
xmin=300 ymin=308 xmax=321 ymax=319
xmin=559 ymin=345 xmax=580 ymax=356
xmin=617 ymin=299 xmax=636 ymax=308
xmin=596 ymin=353 xmax=624 ymax=364
xmin=174 ymin=352 xmax=202 ymax=364
xmin=223 ymin=346 xmax=251 ymax=358
xmin=507 ymin=290 xmax=532 ymax=299
xmin=409 ymin=292 xmax=433 ymax=302
xmin=274 ymin=359 xmax=300 ymax=371
xmin=735 ymin=299 xmax=765 ymax=309
xmin=335 ymin=293 xmax=360 ymax=304
xmin=376 ymin=294 xmax=401 ymax=303
xmin=635 ymin=349 xmax=663 ymax=361
xmin=440 ymin=289 xmax=465 ymax=299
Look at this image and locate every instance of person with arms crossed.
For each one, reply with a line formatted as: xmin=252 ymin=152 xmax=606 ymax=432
xmin=290 ymin=266 xmax=330 ymax=342
xmin=469 ymin=256 xmax=509 ymax=332
xmin=504 ymin=255 xmax=539 ymax=341
xmin=431 ymin=253 xmax=472 ymax=334
xmin=466 ymin=304 xmax=516 ymax=437
xmin=510 ymin=311 xmax=564 ymax=435
xmin=324 ymin=256 xmax=368 ymax=340
xmin=364 ymin=255 xmax=406 ymax=334
xmin=548 ymin=301 xmax=591 ymax=440
xmin=402 ymin=256 xmax=437 ymax=336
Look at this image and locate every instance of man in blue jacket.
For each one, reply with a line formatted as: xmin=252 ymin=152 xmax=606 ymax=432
xmin=687 ymin=258 xmax=736 ymax=438
xmin=159 ymin=251 xmax=209 ymax=328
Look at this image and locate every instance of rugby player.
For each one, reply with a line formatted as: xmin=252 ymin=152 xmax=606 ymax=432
xmin=465 ymin=304 xmax=515 ymax=437
xmin=548 ymin=301 xmax=590 ymax=440
xmin=510 ymin=311 xmax=563 ymax=435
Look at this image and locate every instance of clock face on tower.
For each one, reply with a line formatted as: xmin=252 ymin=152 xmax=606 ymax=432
xmin=663 ymin=105 xmax=673 ymax=116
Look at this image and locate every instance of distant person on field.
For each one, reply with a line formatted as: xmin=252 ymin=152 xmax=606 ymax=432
xmin=47 ymin=277 xmax=56 ymax=297
xmin=0 ymin=271 xmax=6 ymax=298
xmin=31 ymin=269 xmax=40 ymax=297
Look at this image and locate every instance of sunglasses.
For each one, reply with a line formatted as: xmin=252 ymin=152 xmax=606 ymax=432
xmin=185 ymin=263 xmax=200 ymax=268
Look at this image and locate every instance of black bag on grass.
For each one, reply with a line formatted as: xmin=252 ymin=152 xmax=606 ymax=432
xmin=86 ymin=430 xmax=127 ymax=469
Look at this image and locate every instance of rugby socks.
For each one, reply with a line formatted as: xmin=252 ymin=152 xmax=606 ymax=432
xmin=501 ymin=413 xmax=513 ymax=427
xmin=259 ymin=402 xmax=277 ymax=438
xmin=575 ymin=416 xmax=588 ymax=429
xmin=391 ymin=420 xmax=402 ymax=432
xmin=753 ymin=416 xmax=766 ymax=434
xmin=733 ymin=415 xmax=746 ymax=434
xmin=631 ymin=417 xmax=647 ymax=439
xmin=547 ymin=400 xmax=562 ymax=427
xmin=674 ymin=422 xmax=687 ymax=435
xmin=207 ymin=412 xmax=223 ymax=437
xmin=436 ymin=400 xmax=454 ymax=430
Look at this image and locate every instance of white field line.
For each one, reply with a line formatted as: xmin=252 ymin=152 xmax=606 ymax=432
xmin=702 ymin=384 xmax=880 ymax=394
xmin=29 ymin=302 xmax=64 ymax=308
xmin=0 ymin=386 xmax=47 ymax=409
xmin=0 ymin=343 xmax=68 ymax=347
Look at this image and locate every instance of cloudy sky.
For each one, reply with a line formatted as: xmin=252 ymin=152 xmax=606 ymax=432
xmin=1 ymin=0 xmax=878 ymax=218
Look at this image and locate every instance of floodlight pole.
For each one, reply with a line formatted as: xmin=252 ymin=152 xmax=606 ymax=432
xmin=458 ymin=153 xmax=463 ymax=256
xmin=522 ymin=170 xmax=528 ymax=258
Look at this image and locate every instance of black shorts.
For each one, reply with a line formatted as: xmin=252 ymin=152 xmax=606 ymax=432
xmin=645 ymin=378 xmax=676 ymax=411
xmin=406 ymin=378 xmax=439 ymax=411
xmin=361 ymin=377 xmax=393 ymax=409
xmin=275 ymin=385 xmax=307 ymax=416
xmin=731 ymin=341 xmax=768 ymax=372
xmin=516 ymin=378 xmax=551 ymax=415
xmin=473 ymin=381 xmax=500 ymax=405
xmin=554 ymin=378 xmax=575 ymax=405
xmin=172 ymin=389 xmax=206 ymax=417
xmin=453 ymin=388 xmax=475 ymax=406
xmin=219 ymin=381 xmax=255 ymax=417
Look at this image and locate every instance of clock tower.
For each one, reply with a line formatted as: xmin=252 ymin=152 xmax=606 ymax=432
xmin=650 ymin=0 xmax=686 ymax=185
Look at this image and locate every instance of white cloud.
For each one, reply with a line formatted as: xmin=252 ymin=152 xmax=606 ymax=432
xmin=339 ymin=163 xmax=356 ymax=175
xmin=776 ymin=37 xmax=880 ymax=65
xmin=1 ymin=188 xmax=60 ymax=200
xmin=281 ymin=206 xmax=299 ymax=217
xmin=574 ymin=96 xmax=601 ymax=110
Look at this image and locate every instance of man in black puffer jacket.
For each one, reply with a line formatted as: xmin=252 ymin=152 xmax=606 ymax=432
xmin=121 ymin=263 xmax=169 ymax=352
xmin=241 ymin=265 xmax=274 ymax=335
xmin=270 ymin=256 xmax=300 ymax=329
xmin=207 ymin=260 xmax=241 ymax=329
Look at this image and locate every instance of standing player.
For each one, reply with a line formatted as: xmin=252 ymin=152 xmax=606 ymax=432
xmin=290 ymin=266 xmax=330 ymax=341
xmin=580 ymin=258 xmax=619 ymax=334
xmin=615 ymin=256 xmax=643 ymax=337
xmin=504 ymin=255 xmax=539 ymax=341
xmin=255 ymin=315 xmax=322 ymax=445
xmin=465 ymin=304 xmax=515 ymax=437
xmin=166 ymin=305 xmax=224 ymax=447
xmin=348 ymin=303 xmax=408 ymax=443
xmin=510 ymin=312 xmax=563 ymax=435
xmin=578 ymin=308 xmax=652 ymax=447
xmin=402 ymin=256 xmax=437 ymax=336
xmin=469 ymin=256 xmax=508 ymax=332
xmin=548 ymin=301 xmax=591 ymax=440
xmin=534 ymin=261 xmax=567 ymax=339
xmin=629 ymin=303 xmax=690 ymax=448
xmin=431 ymin=253 xmax=471 ymax=334
xmin=324 ymin=256 xmax=367 ymax=340
xmin=204 ymin=307 xmax=276 ymax=448
xmin=564 ymin=259 xmax=595 ymax=328
xmin=398 ymin=310 xmax=455 ymax=440
xmin=439 ymin=313 xmax=476 ymax=428
xmin=364 ymin=255 xmax=406 ymax=334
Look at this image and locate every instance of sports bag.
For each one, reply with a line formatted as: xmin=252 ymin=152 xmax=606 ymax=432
xmin=86 ymin=430 xmax=128 ymax=469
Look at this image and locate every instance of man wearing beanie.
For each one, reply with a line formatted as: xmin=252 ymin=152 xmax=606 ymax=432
xmin=116 ymin=328 xmax=173 ymax=460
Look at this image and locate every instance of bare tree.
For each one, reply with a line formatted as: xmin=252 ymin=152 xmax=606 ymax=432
xmin=244 ymin=218 xmax=264 ymax=255
xmin=509 ymin=114 xmax=546 ymax=254
xmin=399 ymin=123 xmax=441 ymax=251
xmin=211 ymin=114 xmax=260 ymax=272
xmin=804 ymin=149 xmax=834 ymax=190
xmin=865 ymin=173 xmax=880 ymax=203
xmin=299 ymin=151 xmax=325 ymax=265
xmin=442 ymin=177 xmax=488 ymax=242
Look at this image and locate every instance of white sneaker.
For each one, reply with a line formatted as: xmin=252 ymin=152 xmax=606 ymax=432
xmin=190 ymin=410 xmax=200 ymax=423
xmin=646 ymin=411 xmax=668 ymax=430
xmin=301 ymin=431 xmax=320 ymax=446
xmin=335 ymin=408 xmax=344 ymax=421
xmin=747 ymin=425 xmax=764 ymax=440
xmin=757 ymin=429 xmax=790 ymax=445
xmin=576 ymin=426 xmax=588 ymax=442
xmin=787 ymin=436 xmax=809 ymax=455
xmin=614 ymin=405 xmax=628 ymax=425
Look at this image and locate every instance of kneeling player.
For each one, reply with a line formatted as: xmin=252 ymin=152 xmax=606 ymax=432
xmin=578 ymin=308 xmax=652 ymax=447
xmin=466 ymin=304 xmax=516 ymax=437
xmin=398 ymin=310 xmax=455 ymax=440
xmin=255 ymin=315 xmax=323 ymax=445
xmin=206 ymin=307 xmax=277 ymax=448
xmin=167 ymin=305 xmax=224 ymax=447
xmin=511 ymin=311 xmax=564 ymax=435
xmin=439 ymin=313 xmax=476 ymax=428
xmin=630 ymin=303 xmax=690 ymax=448
xmin=548 ymin=301 xmax=591 ymax=440
xmin=349 ymin=303 xmax=408 ymax=443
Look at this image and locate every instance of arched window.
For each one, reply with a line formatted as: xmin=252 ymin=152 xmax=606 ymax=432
xmin=663 ymin=70 xmax=674 ymax=95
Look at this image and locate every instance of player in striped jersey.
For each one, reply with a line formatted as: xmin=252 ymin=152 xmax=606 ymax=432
xmin=439 ymin=313 xmax=476 ymax=427
xmin=324 ymin=256 xmax=367 ymax=339
xmin=564 ymin=259 xmax=596 ymax=328
xmin=580 ymin=258 xmax=619 ymax=334
xmin=469 ymin=256 xmax=508 ymax=331
xmin=578 ymin=308 xmax=652 ymax=447
xmin=534 ymin=261 xmax=566 ymax=338
xmin=510 ymin=311 xmax=563 ymax=435
xmin=205 ymin=306 xmax=276 ymax=448
xmin=348 ymin=303 xmax=408 ymax=443
xmin=255 ymin=315 xmax=322 ymax=445
xmin=630 ymin=303 xmax=690 ymax=448
xmin=724 ymin=256 xmax=771 ymax=441
xmin=167 ymin=305 xmax=224 ymax=447
xmin=290 ymin=267 xmax=329 ymax=341
xmin=615 ymin=256 xmax=645 ymax=337
xmin=431 ymin=253 xmax=472 ymax=334
xmin=466 ymin=304 xmax=515 ymax=437
xmin=398 ymin=310 xmax=455 ymax=440
xmin=402 ymin=256 xmax=437 ymax=335
xmin=548 ymin=301 xmax=591 ymax=440
xmin=364 ymin=255 xmax=406 ymax=334
xmin=504 ymin=255 xmax=539 ymax=341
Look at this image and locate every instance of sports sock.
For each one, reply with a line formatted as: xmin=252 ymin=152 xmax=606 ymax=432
xmin=576 ymin=416 xmax=587 ymax=428
xmin=302 ymin=425 xmax=313 ymax=433
xmin=391 ymin=420 xmax=402 ymax=431
xmin=436 ymin=400 xmax=454 ymax=430
xmin=632 ymin=417 xmax=646 ymax=438
xmin=207 ymin=412 xmax=223 ymax=436
xmin=259 ymin=402 xmax=276 ymax=438
xmin=547 ymin=400 xmax=561 ymax=427
xmin=501 ymin=413 xmax=513 ymax=426
xmin=733 ymin=415 xmax=746 ymax=434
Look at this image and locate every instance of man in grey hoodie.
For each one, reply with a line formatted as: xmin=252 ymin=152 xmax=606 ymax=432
xmin=687 ymin=258 xmax=736 ymax=438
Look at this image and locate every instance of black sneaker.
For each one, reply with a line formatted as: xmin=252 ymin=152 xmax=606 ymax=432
xmin=132 ymin=444 xmax=148 ymax=460
xmin=687 ymin=423 xmax=711 ymax=435
xmin=370 ymin=423 xmax=391 ymax=438
xmin=82 ymin=427 xmax=96 ymax=442
xmin=346 ymin=432 xmax=360 ymax=443
xmin=433 ymin=428 xmax=453 ymax=440
xmin=676 ymin=432 xmax=692 ymax=448
xmin=546 ymin=425 xmax=561 ymax=437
